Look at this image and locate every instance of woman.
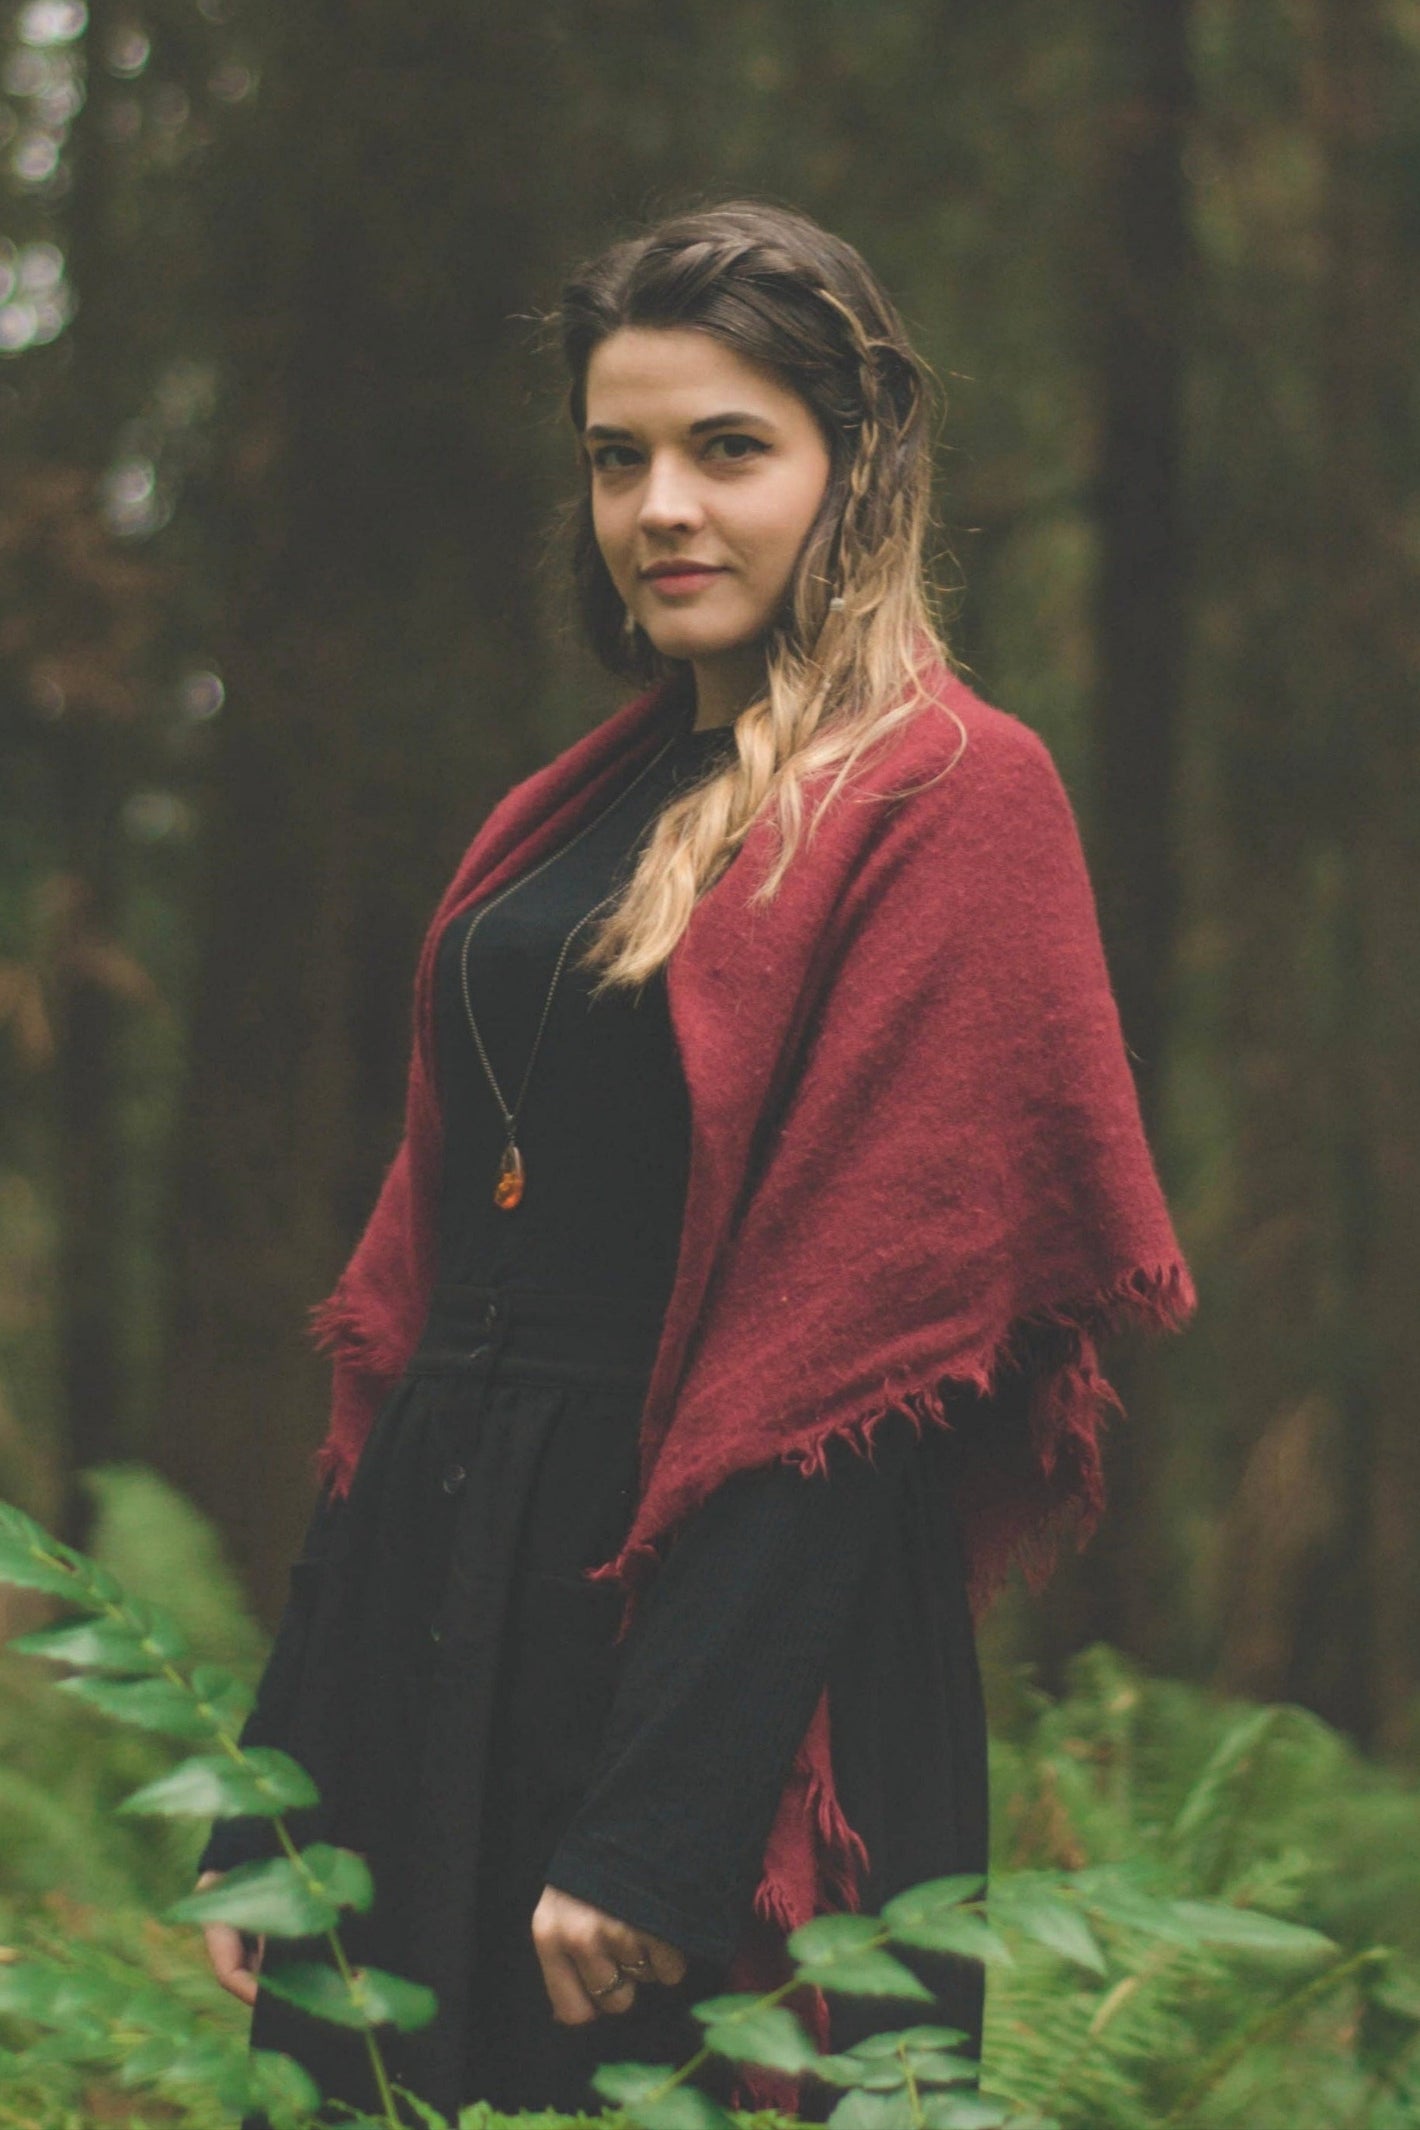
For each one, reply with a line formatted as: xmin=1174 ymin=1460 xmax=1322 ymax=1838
xmin=195 ymin=198 xmax=1194 ymax=2125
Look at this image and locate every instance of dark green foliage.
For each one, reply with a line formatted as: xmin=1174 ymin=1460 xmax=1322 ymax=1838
xmin=4 ymin=1488 xmax=1420 ymax=2126
xmin=4 ymin=1488 xmax=1420 ymax=2127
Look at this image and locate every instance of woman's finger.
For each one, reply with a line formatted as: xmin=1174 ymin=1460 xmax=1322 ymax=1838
xmin=203 ymin=1921 xmax=261 ymax=2006
xmin=542 ymin=1940 xmax=603 ymax=2025
xmin=575 ymin=1938 xmax=639 ymax=2016
xmin=613 ymin=1926 xmax=686 ymax=1989
xmin=646 ymin=1930 xmax=687 ymax=1987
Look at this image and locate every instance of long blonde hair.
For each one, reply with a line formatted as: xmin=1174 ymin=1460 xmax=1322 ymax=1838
xmin=546 ymin=196 xmax=965 ymax=996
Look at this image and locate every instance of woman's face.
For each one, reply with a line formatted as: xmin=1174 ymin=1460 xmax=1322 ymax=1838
xmin=583 ymin=326 xmax=833 ymax=684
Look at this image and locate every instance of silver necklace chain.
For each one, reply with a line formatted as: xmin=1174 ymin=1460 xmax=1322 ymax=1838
xmin=457 ymin=720 xmax=685 ymax=1194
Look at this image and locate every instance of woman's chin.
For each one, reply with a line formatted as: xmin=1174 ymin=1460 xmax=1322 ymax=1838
xmin=641 ymin=623 xmax=766 ymax=666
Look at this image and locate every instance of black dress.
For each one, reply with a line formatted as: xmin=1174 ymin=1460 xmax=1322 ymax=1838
xmin=200 ymin=706 xmax=991 ymax=2124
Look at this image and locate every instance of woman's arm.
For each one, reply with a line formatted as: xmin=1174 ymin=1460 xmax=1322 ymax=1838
xmin=540 ymin=1407 xmax=920 ymax=1971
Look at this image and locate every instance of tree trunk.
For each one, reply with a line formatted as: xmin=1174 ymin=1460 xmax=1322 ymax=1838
xmin=152 ymin=0 xmax=568 ymax=1623
xmin=1312 ymin=0 xmax=1420 ymax=1750
xmin=1035 ymin=0 xmax=1196 ymax=1683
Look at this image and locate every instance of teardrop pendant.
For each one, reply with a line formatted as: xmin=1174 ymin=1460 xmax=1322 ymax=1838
xmin=494 ymin=1141 xmax=525 ymax=1210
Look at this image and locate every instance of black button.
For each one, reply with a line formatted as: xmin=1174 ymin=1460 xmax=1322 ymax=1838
xmin=439 ymin=1462 xmax=467 ymax=1495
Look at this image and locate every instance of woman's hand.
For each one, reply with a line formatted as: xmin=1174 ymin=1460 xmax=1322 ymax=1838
xmin=532 ymin=1885 xmax=687 ymax=2024
xmin=195 ymin=1867 xmax=264 ymax=2007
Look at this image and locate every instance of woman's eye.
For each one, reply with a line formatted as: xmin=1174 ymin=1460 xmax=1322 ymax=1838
xmin=591 ymin=445 xmax=638 ymax=472
xmin=706 ymin=434 xmax=766 ymax=462
xmin=589 ymin=435 xmax=766 ymax=472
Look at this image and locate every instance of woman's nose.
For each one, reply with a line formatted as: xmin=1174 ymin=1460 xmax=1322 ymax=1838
xmin=637 ymin=454 xmax=703 ymax=531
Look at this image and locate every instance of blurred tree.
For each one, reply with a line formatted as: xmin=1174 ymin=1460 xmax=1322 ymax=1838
xmin=151 ymin=0 xmax=563 ymax=1610
xmin=1216 ymin=0 xmax=1420 ymax=1749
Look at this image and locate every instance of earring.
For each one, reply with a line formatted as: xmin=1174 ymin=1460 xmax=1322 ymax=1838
xmin=828 ymin=596 xmax=846 ymax=612
xmin=622 ymin=603 xmax=638 ymax=639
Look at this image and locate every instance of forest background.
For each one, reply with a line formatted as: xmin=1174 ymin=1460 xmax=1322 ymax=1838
xmin=0 ymin=0 xmax=1416 ymax=1776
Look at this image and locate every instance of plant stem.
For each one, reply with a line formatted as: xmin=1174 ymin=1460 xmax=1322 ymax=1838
xmin=1156 ymin=1947 xmax=1388 ymax=2127
xmin=135 ymin=1599 xmax=405 ymax=2127
xmin=1035 ymin=1942 xmax=1179 ymax=2114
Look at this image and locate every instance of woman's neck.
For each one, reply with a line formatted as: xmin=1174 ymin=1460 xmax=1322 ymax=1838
xmin=688 ymin=642 xmax=768 ymax=731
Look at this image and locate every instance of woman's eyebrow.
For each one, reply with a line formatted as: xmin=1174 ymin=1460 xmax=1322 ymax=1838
xmin=583 ymin=410 xmax=779 ymax=440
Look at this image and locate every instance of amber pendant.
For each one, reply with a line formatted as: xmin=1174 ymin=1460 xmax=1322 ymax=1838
xmin=494 ymin=1141 xmax=525 ymax=1210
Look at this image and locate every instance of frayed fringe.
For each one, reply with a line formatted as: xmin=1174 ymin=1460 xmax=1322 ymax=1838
xmin=311 ymin=1435 xmax=356 ymax=1500
xmin=305 ymin=1286 xmax=412 ymax=1383
xmin=785 ymin=1376 xmax=947 ymax=1479
xmin=1027 ymin=1257 xmax=1197 ymax=1344
xmin=744 ymin=1255 xmax=1194 ymax=1627
xmin=810 ymin=1751 xmax=870 ymax=1912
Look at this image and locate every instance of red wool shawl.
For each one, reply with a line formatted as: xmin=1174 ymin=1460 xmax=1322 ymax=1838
xmin=308 ymin=657 xmax=1195 ymax=1991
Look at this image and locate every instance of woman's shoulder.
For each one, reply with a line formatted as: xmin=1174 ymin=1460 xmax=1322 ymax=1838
xmin=883 ymin=663 xmax=1075 ymax=825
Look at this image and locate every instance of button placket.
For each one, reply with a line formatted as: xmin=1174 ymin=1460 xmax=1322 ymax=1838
xmin=428 ymin=1294 xmax=506 ymax=1646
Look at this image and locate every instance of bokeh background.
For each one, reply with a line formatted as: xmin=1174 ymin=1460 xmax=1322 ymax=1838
xmin=1 ymin=0 xmax=1417 ymax=1774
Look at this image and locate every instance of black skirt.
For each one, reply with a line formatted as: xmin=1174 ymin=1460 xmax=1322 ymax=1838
xmin=239 ymin=1283 xmax=733 ymax=2123
xmin=231 ymin=1273 xmax=992 ymax=2125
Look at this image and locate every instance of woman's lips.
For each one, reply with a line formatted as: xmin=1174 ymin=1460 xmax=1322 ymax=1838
xmin=644 ymin=567 xmax=725 ymax=595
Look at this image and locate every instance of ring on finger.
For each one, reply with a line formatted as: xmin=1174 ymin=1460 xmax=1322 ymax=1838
xmin=620 ymin=1955 xmax=653 ymax=1976
xmin=587 ymin=1965 xmax=631 ymax=2002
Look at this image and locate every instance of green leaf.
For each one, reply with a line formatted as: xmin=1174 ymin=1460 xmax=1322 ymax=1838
xmin=887 ymin=1873 xmax=986 ymax=1912
xmin=116 ymin=2036 xmax=182 ymax=2084
xmin=190 ymin=1662 xmax=255 ymax=1729
xmin=25 ymin=2016 xmax=111 ymax=2062
xmin=840 ymin=2035 xmax=980 ymax=2090
xmin=795 ymin=1950 xmax=934 ymax=2000
xmin=918 ymin=2096 xmax=1013 ymax=2129
xmin=301 ymin=1840 xmax=377 ymax=1914
xmin=0 ymin=1503 xmax=125 ymax=1601
xmin=901 ymin=2056 xmax=979 ymax=2089
xmin=166 ymin=1846 xmax=373 ymax=1934
xmin=247 ymin=2047 xmax=325 ymax=2119
xmin=1164 ymin=1900 xmax=1336 ymax=1960
xmin=0 ymin=1959 xmax=66 ymax=2019
xmin=877 ymin=2026 xmax=972 ymax=2053
xmin=691 ymin=1990 xmax=763 ymax=2022
xmin=847 ymin=2029 xmax=970 ymax=2059
xmin=806 ymin=2054 xmax=875 ymax=2089
xmin=788 ymin=1914 xmax=883 ymax=1964
xmin=344 ymin=1964 xmax=443 ymax=2034
xmin=1169 ymin=1708 xmax=1281 ymax=1847
xmin=259 ymin=1960 xmax=437 ymax=2033
xmin=882 ymin=1899 xmax=1013 ymax=1969
xmin=0 ymin=1526 xmax=93 ymax=1599
xmin=986 ymin=1884 xmax=1104 ymax=1975
xmin=827 ymin=2091 xmax=915 ymax=2130
xmin=118 ymin=1745 xmax=319 ymax=1819
xmin=7 ymin=1615 xmax=175 ymax=1673
xmin=634 ymin=2094 xmax=736 ymax=2130
xmin=157 ymin=2035 xmax=247 ymax=2089
xmin=699 ymin=2001 xmax=821 ymax=2073
xmin=589 ymin=2067 xmax=735 ymax=2130
xmin=56 ymin=1672 xmax=227 ymax=1738
xmin=1068 ymin=1872 xmax=1199 ymax=1944
xmin=592 ymin=2064 xmax=671 ymax=2105
xmin=168 ymin=1855 xmax=327 ymax=1935
xmin=855 ymin=2064 xmax=911 ymax=2091
xmin=115 ymin=1980 xmax=186 ymax=2034
xmin=1371 ymin=1970 xmax=1420 ymax=2021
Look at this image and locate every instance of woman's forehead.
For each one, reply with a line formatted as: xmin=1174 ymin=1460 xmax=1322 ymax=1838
xmin=583 ymin=326 xmax=799 ymax=430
